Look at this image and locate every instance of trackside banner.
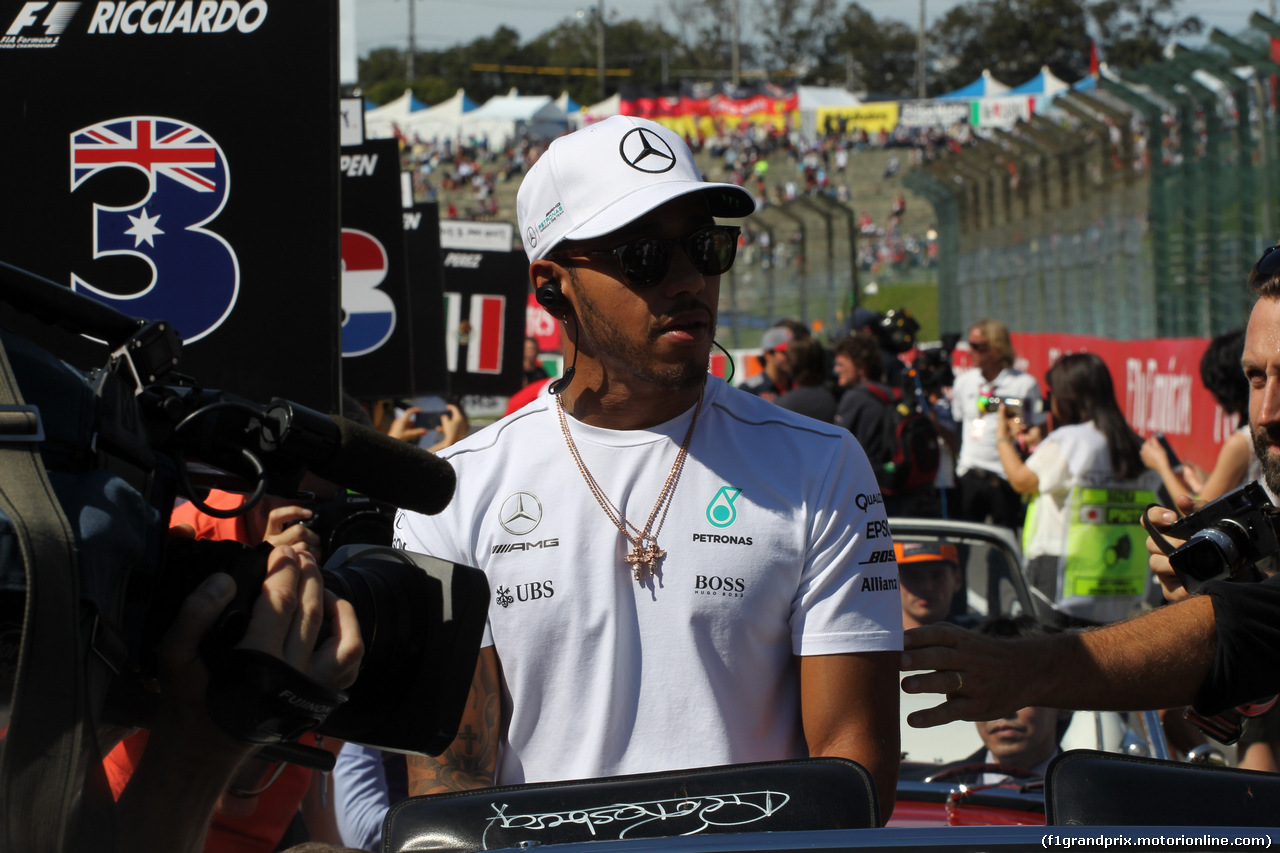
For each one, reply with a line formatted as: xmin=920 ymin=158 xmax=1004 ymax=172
xmin=0 ymin=0 xmax=341 ymax=412
xmin=953 ymin=332 xmax=1223 ymax=473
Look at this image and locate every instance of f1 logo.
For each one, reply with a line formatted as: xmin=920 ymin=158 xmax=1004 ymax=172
xmin=7 ymin=2 xmax=80 ymax=36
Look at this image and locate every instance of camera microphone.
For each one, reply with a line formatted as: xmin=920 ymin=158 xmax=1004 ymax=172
xmin=264 ymin=403 xmax=457 ymax=516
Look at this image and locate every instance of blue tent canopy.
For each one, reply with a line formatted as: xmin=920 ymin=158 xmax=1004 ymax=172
xmin=1008 ymin=65 xmax=1071 ymax=96
xmin=936 ymin=69 xmax=1011 ymax=101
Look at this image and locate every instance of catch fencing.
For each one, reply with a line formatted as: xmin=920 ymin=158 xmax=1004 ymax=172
xmin=905 ymin=14 xmax=1280 ymax=339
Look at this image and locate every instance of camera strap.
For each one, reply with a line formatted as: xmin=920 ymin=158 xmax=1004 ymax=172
xmin=205 ymin=648 xmax=348 ymax=747
xmin=0 ymin=333 xmax=115 ymax=853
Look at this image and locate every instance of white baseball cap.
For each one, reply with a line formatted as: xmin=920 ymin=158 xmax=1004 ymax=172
xmin=516 ymin=115 xmax=756 ymax=263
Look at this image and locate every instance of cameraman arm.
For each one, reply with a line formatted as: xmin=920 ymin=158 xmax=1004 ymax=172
xmin=116 ymin=545 xmax=362 ymax=853
xmin=407 ymin=646 xmax=500 ymax=794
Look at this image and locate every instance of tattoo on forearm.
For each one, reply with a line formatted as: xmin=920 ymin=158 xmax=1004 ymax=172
xmin=407 ymin=655 xmax=500 ymax=795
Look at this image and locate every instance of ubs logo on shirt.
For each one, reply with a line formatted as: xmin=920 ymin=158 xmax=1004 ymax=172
xmin=495 ymin=581 xmax=555 ymax=608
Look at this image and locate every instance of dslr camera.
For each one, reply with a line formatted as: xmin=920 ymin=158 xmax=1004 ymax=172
xmin=1146 ymin=480 xmax=1273 ymax=595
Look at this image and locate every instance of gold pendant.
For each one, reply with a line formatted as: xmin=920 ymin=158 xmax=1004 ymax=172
xmin=626 ymin=543 xmax=665 ymax=581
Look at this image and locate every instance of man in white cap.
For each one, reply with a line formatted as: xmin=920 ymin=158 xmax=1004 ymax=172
xmin=397 ymin=116 xmax=901 ymax=821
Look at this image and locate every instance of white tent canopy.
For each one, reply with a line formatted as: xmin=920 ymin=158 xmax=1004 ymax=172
xmin=798 ymin=86 xmax=860 ymax=136
xmin=798 ymin=86 xmax=861 ymax=109
xmin=458 ymin=89 xmax=569 ymax=149
xmin=365 ymin=88 xmax=427 ymax=139
xmin=581 ymin=93 xmax=622 ymax=125
xmin=401 ymin=88 xmax=476 ymax=143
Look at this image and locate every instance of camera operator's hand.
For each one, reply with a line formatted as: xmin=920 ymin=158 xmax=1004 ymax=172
xmin=388 ymin=406 xmax=429 ymax=443
xmin=1145 ymin=499 xmax=1199 ymax=602
xmin=241 ymin=544 xmax=362 ymax=690
xmin=430 ymin=403 xmax=469 ymax=453
xmin=262 ymin=504 xmax=321 ymax=557
xmin=115 ymin=545 xmax=363 ymax=853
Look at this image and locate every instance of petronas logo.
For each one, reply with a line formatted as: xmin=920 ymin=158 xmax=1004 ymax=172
xmin=707 ymin=487 xmax=742 ymax=528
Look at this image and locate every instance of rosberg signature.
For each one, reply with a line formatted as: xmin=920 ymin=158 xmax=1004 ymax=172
xmin=482 ymin=790 xmax=790 ymax=846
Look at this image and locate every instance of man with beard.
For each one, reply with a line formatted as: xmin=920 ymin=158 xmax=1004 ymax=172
xmin=899 ymin=251 xmax=1280 ymax=732
xmin=396 ymin=117 xmax=902 ymax=822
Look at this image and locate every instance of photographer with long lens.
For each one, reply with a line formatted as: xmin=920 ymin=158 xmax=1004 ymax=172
xmin=899 ymin=247 xmax=1280 ymax=731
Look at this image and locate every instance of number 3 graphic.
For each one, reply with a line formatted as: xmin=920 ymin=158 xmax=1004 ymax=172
xmin=340 ymin=228 xmax=396 ymax=357
xmin=70 ymin=117 xmax=239 ymax=342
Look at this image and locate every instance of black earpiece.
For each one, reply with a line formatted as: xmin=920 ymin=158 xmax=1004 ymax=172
xmin=536 ymin=280 xmax=566 ymax=313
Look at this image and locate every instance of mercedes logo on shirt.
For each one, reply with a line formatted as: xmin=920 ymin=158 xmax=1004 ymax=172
xmin=499 ymin=491 xmax=543 ymax=535
xmin=619 ymin=128 xmax=677 ymax=174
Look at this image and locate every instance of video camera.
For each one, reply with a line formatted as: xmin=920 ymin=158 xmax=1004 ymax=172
xmin=0 ymin=260 xmax=488 ymax=765
xmin=909 ymin=341 xmax=955 ymax=398
xmin=875 ymin=308 xmax=920 ymax=355
xmin=1144 ymin=480 xmax=1273 ymax=595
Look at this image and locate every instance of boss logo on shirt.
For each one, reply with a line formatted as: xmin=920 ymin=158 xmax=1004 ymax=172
xmin=694 ymin=575 xmax=746 ymax=598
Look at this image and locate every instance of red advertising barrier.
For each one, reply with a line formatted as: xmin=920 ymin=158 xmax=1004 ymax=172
xmin=953 ymin=333 xmax=1234 ymax=473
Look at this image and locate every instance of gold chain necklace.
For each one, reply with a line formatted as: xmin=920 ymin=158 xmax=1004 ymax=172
xmin=557 ymin=388 xmax=704 ymax=583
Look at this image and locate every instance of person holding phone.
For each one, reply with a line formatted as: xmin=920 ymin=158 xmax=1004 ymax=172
xmin=384 ymin=399 xmax=470 ymax=452
xmin=1142 ymin=328 xmax=1258 ymax=507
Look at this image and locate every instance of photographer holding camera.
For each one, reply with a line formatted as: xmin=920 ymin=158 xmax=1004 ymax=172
xmin=899 ymin=248 xmax=1280 ymax=731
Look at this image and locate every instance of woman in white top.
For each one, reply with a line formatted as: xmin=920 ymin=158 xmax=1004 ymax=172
xmin=994 ymin=353 xmax=1159 ymax=624
xmin=1142 ymin=327 xmax=1257 ymax=506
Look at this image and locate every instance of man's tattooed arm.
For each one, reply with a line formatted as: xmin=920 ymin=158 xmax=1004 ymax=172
xmin=408 ymin=646 xmax=501 ymax=795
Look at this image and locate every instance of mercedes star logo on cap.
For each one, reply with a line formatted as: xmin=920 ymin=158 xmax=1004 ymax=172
xmin=499 ymin=491 xmax=543 ymax=535
xmin=619 ymin=127 xmax=676 ymax=174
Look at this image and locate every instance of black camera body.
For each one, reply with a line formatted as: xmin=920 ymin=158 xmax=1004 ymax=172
xmin=299 ymin=492 xmax=397 ymax=553
xmin=910 ymin=346 xmax=954 ymax=396
xmin=1159 ymin=481 xmax=1274 ymax=594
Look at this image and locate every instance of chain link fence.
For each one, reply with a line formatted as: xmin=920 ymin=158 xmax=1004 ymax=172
xmin=906 ymin=16 xmax=1280 ymax=340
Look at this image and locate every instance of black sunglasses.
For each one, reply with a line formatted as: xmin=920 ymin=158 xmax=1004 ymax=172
xmin=556 ymin=224 xmax=741 ymax=288
xmin=1256 ymin=244 xmax=1280 ymax=280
